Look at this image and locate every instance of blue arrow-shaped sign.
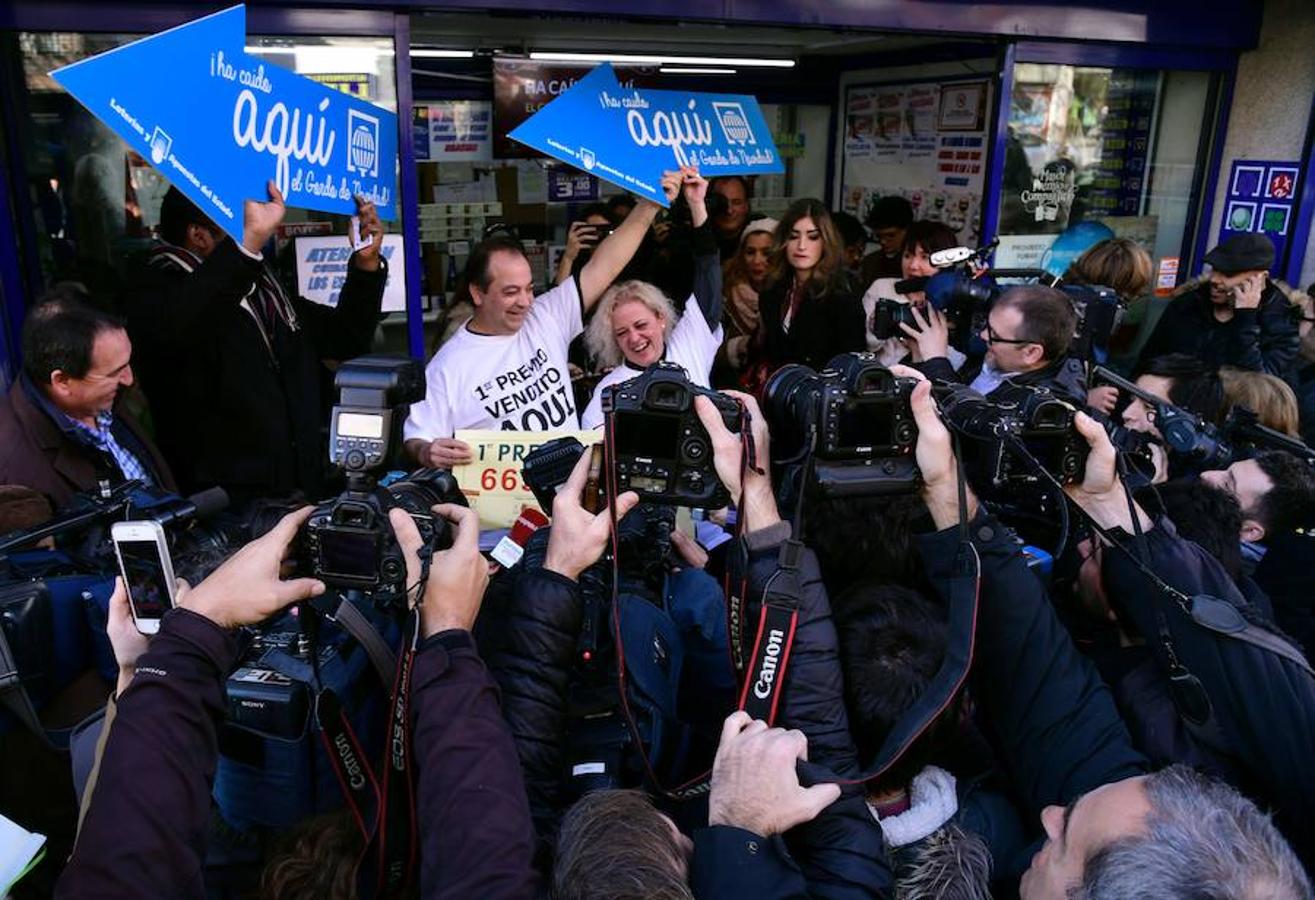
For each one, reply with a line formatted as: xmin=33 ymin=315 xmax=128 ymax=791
xmin=508 ymin=64 xmax=784 ymax=207
xmin=51 ymin=5 xmax=398 ymax=242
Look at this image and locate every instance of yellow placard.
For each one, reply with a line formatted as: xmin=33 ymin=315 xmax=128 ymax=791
xmin=453 ymin=428 xmax=602 ymax=529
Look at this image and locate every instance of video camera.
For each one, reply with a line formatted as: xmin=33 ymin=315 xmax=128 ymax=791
xmin=764 ymin=352 xmax=920 ymax=497
xmin=301 ymin=357 xmax=466 ymax=602
xmin=890 ymin=239 xmax=1126 ymax=364
xmin=0 ymin=479 xmax=232 ymax=582
xmin=936 ymin=382 xmax=1089 ymax=491
xmin=1091 ymin=366 xmax=1315 ymax=470
xmin=600 ymin=362 xmax=740 ymax=509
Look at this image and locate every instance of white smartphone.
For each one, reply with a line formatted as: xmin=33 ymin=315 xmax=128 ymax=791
xmin=111 ymin=520 xmax=178 ymax=634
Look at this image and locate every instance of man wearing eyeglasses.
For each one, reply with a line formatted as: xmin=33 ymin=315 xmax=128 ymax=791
xmin=405 ymin=171 xmax=685 ymax=470
xmin=917 ymin=284 xmax=1086 ymax=405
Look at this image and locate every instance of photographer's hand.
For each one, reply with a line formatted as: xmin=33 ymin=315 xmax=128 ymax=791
xmin=1065 ymin=413 xmax=1153 ymax=533
xmin=899 ymin=374 xmax=979 ymax=530
xmin=390 ymin=504 xmax=490 ymax=636
xmin=1086 ymin=385 xmax=1119 ymax=416
xmin=899 ymin=305 xmax=950 ymax=362
xmin=542 ymin=449 xmax=640 ymax=581
xmin=107 ymin=578 xmax=151 ymax=695
xmin=707 ymin=711 xmax=840 ymax=837
xmin=181 ymin=507 xmax=325 ymax=629
xmin=694 ymin=391 xmax=780 ymax=533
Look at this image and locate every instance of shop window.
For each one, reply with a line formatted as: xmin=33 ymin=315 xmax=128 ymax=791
xmin=995 ymin=62 xmax=1213 ymax=291
xmin=15 ymin=31 xmax=404 ymax=353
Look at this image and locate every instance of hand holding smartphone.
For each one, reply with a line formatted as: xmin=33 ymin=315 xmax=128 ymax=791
xmin=111 ymin=521 xmax=178 ymax=634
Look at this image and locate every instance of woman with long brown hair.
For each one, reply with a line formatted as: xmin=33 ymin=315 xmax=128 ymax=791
xmin=744 ymin=199 xmax=866 ymax=387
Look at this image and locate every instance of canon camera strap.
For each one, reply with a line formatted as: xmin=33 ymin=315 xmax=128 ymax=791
xmin=736 ymin=539 xmax=801 ymax=724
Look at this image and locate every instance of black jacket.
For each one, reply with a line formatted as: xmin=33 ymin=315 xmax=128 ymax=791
xmin=696 ymin=520 xmax=890 ymax=900
xmin=1138 ymin=281 xmax=1299 ymax=379
xmin=916 ymin=352 xmax=1088 ymax=408
xmin=124 ymin=239 xmax=385 ymax=502
xmin=1101 ymin=516 xmax=1315 ymax=869
xmin=754 ymin=274 xmax=867 ymax=374
xmin=1254 ymin=530 xmax=1315 ymax=663
xmin=915 ymin=514 xmax=1147 ymax=815
xmin=481 ymin=562 xmax=584 ymax=853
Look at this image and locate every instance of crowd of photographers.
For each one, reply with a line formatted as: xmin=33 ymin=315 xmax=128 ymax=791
xmin=3 ymin=163 xmax=1315 ymax=900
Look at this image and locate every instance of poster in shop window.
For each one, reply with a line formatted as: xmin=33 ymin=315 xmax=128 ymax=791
xmin=839 ymin=76 xmax=993 ymax=246
xmin=413 ymin=100 xmax=491 ymax=162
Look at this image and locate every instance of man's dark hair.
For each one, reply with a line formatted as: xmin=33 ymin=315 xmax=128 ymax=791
xmin=553 ymin=790 xmax=692 ymax=900
xmin=159 ymin=186 xmax=218 ymax=249
xmin=21 ymin=297 xmax=124 ymax=386
xmin=1135 ymin=354 xmax=1229 ymax=426
xmin=605 ymin=194 xmax=636 ymax=219
xmin=710 ymin=174 xmax=751 ymax=199
xmin=1140 ymin=478 xmax=1244 ymax=579
xmin=809 ymin=494 xmax=930 ymax=596
xmin=867 ymin=195 xmax=914 ymax=231
xmin=578 ymin=202 xmax=614 ymax=224
xmin=901 ymin=220 xmax=959 ymax=258
xmin=996 ymin=284 xmax=1078 ymax=362
xmin=836 ymin=582 xmax=957 ymax=780
xmin=831 ymin=211 xmax=868 ymax=251
xmin=464 ymin=235 xmax=529 ymax=293
xmin=1252 ymin=450 xmax=1315 ymax=534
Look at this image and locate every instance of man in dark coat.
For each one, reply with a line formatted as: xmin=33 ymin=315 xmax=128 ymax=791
xmin=123 ymin=182 xmax=386 ymax=504
xmin=914 ymin=283 xmax=1087 ymax=406
xmin=0 ymin=297 xmax=174 ymax=508
xmin=1139 ymin=234 xmax=1298 ymax=380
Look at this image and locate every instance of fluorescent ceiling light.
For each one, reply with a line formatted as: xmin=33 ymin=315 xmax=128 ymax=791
xmin=659 ymin=67 xmax=737 ymax=75
xmin=412 ymin=48 xmax=475 ymax=58
xmin=530 ymin=51 xmax=793 ymax=68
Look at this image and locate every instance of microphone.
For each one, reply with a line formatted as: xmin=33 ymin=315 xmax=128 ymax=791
xmin=489 ymin=506 xmax=549 ymax=569
xmin=187 ymin=487 xmax=230 ymax=520
xmin=894 ymin=276 xmax=928 ymax=295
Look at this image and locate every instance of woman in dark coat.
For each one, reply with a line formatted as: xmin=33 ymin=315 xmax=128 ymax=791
xmin=744 ymin=199 xmax=866 ymax=390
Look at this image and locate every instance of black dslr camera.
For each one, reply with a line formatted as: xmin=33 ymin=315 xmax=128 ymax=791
xmin=869 ymin=298 xmax=921 ymax=341
xmin=936 ymin=383 xmax=1088 ymax=489
xmin=600 ymin=362 xmax=740 ymax=509
xmin=303 ymin=357 xmax=464 ymax=598
xmin=764 ymin=352 xmax=920 ymax=496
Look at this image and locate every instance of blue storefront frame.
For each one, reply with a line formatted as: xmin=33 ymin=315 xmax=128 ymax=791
xmin=0 ymin=1 xmax=1265 ymax=381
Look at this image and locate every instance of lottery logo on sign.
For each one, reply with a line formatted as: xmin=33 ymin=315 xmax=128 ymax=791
xmin=347 ymin=108 xmax=380 ymax=178
xmin=579 ymin=147 xmax=596 ymax=171
xmin=712 ymin=101 xmax=755 ymax=146
xmin=149 ymin=126 xmax=172 ymax=165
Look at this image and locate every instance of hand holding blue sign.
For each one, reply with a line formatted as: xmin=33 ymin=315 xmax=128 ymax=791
xmin=509 ymin=64 xmax=783 ymax=207
xmin=242 ymin=180 xmax=286 ymax=254
xmin=51 ymin=5 xmax=398 ymax=243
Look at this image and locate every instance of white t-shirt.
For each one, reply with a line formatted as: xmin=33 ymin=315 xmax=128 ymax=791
xmin=404 ymin=278 xmax=584 ymax=438
xmin=580 ymin=304 xmax=724 ymax=428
